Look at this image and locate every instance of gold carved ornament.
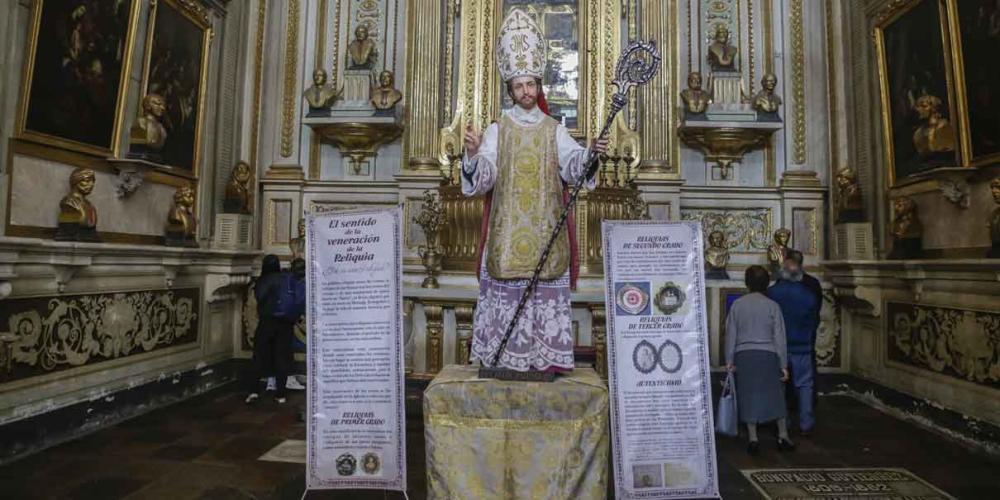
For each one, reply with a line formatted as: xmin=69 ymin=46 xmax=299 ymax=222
xmin=4 ymin=290 xmax=198 ymax=379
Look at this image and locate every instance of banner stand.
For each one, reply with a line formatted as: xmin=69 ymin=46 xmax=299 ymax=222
xmin=602 ymin=220 xmax=720 ymax=499
xmin=304 ymin=208 xmax=407 ymax=494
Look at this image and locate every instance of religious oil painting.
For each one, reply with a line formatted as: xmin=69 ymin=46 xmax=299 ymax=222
xmin=17 ymin=0 xmax=140 ymax=156
xmin=501 ymin=0 xmax=580 ymax=131
xmin=875 ymin=0 xmax=961 ymax=185
xmin=139 ymin=0 xmax=211 ymax=174
xmin=948 ymin=0 xmax=1000 ymax=166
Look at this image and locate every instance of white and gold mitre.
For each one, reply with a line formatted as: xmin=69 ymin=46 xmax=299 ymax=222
xmin=496 ymin=9 xmax=545 ymax=82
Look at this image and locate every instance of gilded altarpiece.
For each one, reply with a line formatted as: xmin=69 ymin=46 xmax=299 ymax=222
xmin=0 ymin=289 xmax=200 ymax=384
xmin=436 ymin=0 xmax=640 ymax=276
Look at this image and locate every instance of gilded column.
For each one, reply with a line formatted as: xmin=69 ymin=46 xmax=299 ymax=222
xmin=590 ymin=304 xmax=607 ymax=378
xmin=454 ymin=304 xmax=474 ymax=365
xmin=403 ymin=0 xmax=443 ymax=171
xmin=638 ymin=0 xmax=677 ymax=176
xmin=424 ymin=302 xmax=444 ymax=373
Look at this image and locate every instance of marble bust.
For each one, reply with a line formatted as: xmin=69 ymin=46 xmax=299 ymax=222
xmin=127 ymin=93 xmax=168 ymax=162
xmin=680 ymin=71 xmax=711 ymax=115
xmin=348 ymin=25 xmax=376 ymax=69
xmin=223 ymin=161 xmax=253 ymax=215
xmin=705 ymin=230 xmax=730 ymax=280
xmin=370 ymin=70 xmax=402 ymax=115
xmin=751 ymin=73 xmax=782 ymax=115
xmin=303 ymin=68 xmax=340 ymax=116
xmin=166 ymin=185 xmax=198 ymax=247
xmin=55 ymin=167 xmax=100 ymax=242
xmin=888 ymin=196 xmax=922 ymax=259
xmin=988 ymin=177 xmax=1000 ymax=258
xmin=767 ymin=228 xmax=791 ymax=273
xmin=707 ymin=25 xmax=738 ymax=72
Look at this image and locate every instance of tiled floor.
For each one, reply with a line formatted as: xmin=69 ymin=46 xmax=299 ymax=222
xmin=1 ymin=384 xmax=997 ymax=499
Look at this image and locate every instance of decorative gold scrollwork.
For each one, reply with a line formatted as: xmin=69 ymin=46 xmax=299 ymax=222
xmin=3 ymin=289 xmax=199 ymax=381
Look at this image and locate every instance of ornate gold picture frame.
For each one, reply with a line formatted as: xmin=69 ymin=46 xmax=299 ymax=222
xmin=874 ymin=0 xmax=962 ymax=187
xmin=944 ymin=0 xmax=1000 ymax=168
xmin=15 ymin=0 xmax=141 ymax=157
xmin=137 ymin=0 xmax=212 ymax=177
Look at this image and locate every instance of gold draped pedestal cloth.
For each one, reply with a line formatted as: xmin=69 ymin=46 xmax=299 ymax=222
xmin=423 ymin=365 xmax=610 ymax=500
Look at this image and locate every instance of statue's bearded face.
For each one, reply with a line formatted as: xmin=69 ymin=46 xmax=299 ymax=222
xmin=508 ymin=76 xmax=539 ymax=110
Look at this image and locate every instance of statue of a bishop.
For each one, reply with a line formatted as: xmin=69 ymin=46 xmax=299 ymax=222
xmin=462 ymin=9 xmax=607 ymax=372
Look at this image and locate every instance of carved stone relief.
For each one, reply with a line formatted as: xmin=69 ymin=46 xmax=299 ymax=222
xmin=1 ymin=289 xmax=199 ymax=383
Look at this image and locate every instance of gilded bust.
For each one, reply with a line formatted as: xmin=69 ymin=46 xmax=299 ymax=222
xmin=370 ymin=70 xmax=402 ymax=114
xmin=751 ymin=73 xmax=782 ymax=115
xmin=680 ymin=71 xmax=711 ymax=115
xmin=705 ymin=230 xmax=730 ymax=280
xmin=290 ymin=218 xmax=306 ymax=260
xmin=888 ymin=196 xmax=922 ymax=259
xmin=767 ymin=228 xmax=791 ymax=273
xmin=128 ymin=93 xmax=168 ymax=161
xmin=303 ymin=68 xmax=340 ymax=116
xmin=348 ymin=25 xmax=376 ymax=69
xmin=988 ymin=177 xmax=1000 ymax=258
xmin=912 ymin=94 xmax=956 ymax=156
xmin=55 ymin=167 xmax=100 ymax=241
xmin=707 ymin=25 xmax=737 ymax=72
xmin=166 ymin=185 xmax=198 ymax=247
xmin=223 ymin=161 xmax=253 ymax=214
xmin=835 ymin=167 xmax=863 ymax=223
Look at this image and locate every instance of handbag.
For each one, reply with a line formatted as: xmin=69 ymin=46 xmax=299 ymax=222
xmin=715 ymin=371 xmax=739 ymax=437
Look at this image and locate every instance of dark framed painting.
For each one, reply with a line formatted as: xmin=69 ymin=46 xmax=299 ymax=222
xmin=139 ymin=0 xmax=212 ymax=175
xmin=16 ymin=0 xmax=141 ymax=156
xmin=946 ymin=0 xmax=1000 ymax=167
xmin=874 ymin=0 xmax=962 ymax=186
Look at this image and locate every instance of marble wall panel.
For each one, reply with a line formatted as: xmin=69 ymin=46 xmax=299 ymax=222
xmin=8 ymin=154 xmax=177 ymax=237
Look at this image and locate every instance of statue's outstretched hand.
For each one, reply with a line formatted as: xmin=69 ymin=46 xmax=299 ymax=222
xmin=464 ymin=124 xmax=482 ymax=157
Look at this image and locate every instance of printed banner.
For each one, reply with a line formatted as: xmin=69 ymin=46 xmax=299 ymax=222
xmin=305 ymin=208 xmax=406 ymax=491
xmin=603 ymin=221 xmax=719 ymax=499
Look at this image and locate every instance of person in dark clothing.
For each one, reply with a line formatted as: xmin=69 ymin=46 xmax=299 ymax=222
xmin=788 ymin=250 xmax=822 ymax=305
xmin=246 ymin=254 xmax=295 ymax=404
xmin=767 ymin=251 xmax=820 ymax=435
xmin=787 ymin=250 xmax=823 ymax=412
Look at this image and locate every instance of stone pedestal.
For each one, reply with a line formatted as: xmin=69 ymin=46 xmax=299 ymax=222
xmin=214 ymin=214 xmax=254 ymax=250
xmin=833 ymin=223 xmax=874 ymax=260
xmin=331 ymin=69 xmax=375 ymax=117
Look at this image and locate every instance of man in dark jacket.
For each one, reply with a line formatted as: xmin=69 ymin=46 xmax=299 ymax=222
xmin=246 ymin=254 xmax=295 ymax=404
xmin=788 ymin=250 xmax=822 ymax=410
xmin=767 ymin=250 xmax=820 ymax=435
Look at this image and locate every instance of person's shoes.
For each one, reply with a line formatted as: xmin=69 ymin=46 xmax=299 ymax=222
xmin=266 ymin=377 xmax=277 ymax=391
xmin=800 ymin=428 xmax=813 ymax=438
xmin=275 ymin=396 xmax=287 ymax=404
xmin=286 ymin=377 xmax=306 ymax=391
xmin=777 ymin=437 xmax=796 ymax=452
xmin=747 ymin=441 xmax=760 ymax=455
xmin=245 ymin=393 xmax=259 ymax=404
